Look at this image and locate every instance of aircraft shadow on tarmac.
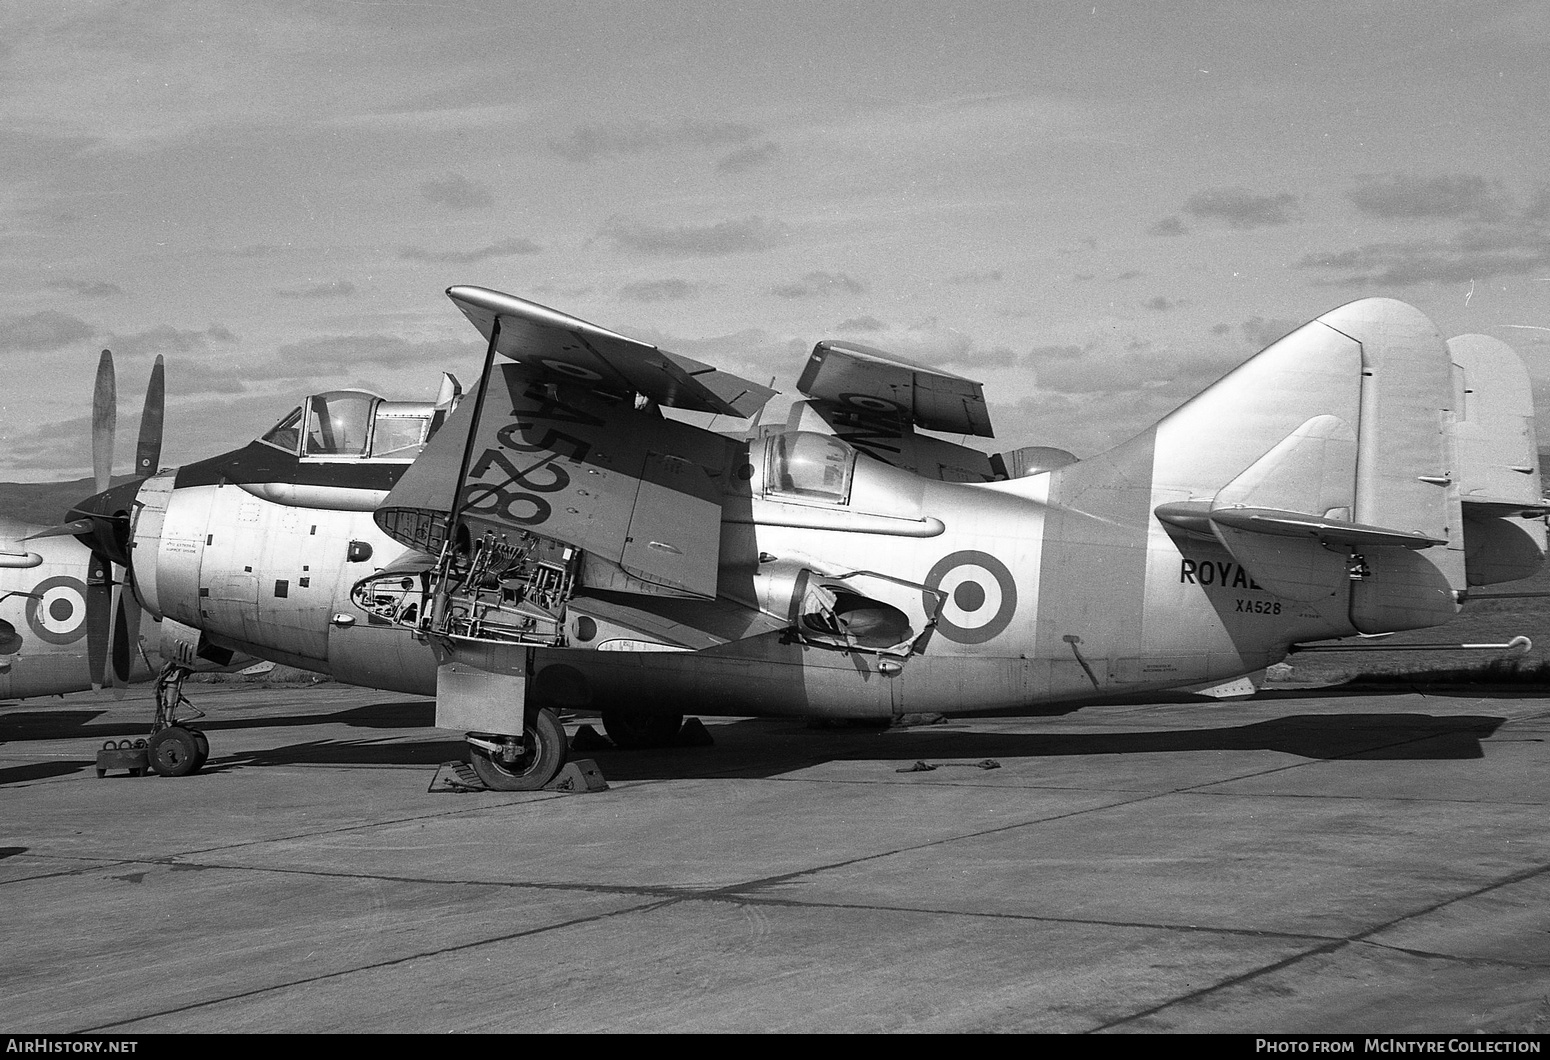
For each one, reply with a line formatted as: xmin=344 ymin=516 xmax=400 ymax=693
xmin=87 ymin=710 xmax=1517 ymax=784
xmin=0 ymin=693 xmax=1517 ymax=786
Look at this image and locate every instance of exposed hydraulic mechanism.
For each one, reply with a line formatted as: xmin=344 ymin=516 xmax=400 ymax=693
xmin=353 ymin=528 xmax=577 ymax=648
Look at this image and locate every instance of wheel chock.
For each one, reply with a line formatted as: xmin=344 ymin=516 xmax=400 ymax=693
xmin=544 ymin=759 xmax=608 ymax=793
xmin=677 ymin=717 xmax=714 ymax=747
xmin=427 ymin=760 xmax=486 ymax=793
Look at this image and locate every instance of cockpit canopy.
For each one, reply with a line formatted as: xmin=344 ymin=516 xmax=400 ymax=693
xmin=764 ymin=431 xmax=857 ymax=504
xmin=259 ymin=390 xmax=444 ymax=461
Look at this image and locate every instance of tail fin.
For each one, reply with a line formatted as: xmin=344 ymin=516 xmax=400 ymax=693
xmin=1141 ymin=298 xmax=1469 ymax=633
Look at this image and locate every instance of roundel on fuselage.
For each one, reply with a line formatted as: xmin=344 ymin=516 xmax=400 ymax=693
xmin=922 ymin=550 xmax=1017 ymax=645
xmin=25 ymin=575 xmax=88 ymax=646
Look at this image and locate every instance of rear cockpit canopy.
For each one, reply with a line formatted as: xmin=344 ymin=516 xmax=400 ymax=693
xmin=260 ymin=390 xmax=444 ymax=461
xmin=764 ymin=431 xmax=858 ymax=504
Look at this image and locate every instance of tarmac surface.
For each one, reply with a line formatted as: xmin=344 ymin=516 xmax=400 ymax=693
xmin=2 ymin=679 xmax=1549 ymax=1034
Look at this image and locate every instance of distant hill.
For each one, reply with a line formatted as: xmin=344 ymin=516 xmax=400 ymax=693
xmin=0 ymin=475 xmax=135 ymax=528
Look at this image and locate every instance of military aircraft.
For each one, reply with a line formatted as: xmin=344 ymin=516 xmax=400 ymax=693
xmin=67 ymin=288 xmax=1545 ymax=792
xmin=357 ymin=288 xmax=1545 ymax=790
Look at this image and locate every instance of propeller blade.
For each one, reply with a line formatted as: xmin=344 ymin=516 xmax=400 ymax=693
xmin=110 ymin=570 xmax=138 ymax=695
xmin=85 ymin=555 xmax=112 ymax=692
xmin=91 ymin=350 xmax=116 ymax=496
xmin=24 ymin=519 xmax=96 ymax=541
xmin=135 ymin=355 xmax=164 ymax=478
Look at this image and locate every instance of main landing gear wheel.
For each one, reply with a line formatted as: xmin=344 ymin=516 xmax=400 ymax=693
xmin=187 ymin=729 xmax=210 ymax=772
xmin=147 ymin=725 xmax=203 ymax=778
xmin=601 ymin=710 xmax=684 ymax=749
xmin=469 ymin=708 xmax=568 ymax=791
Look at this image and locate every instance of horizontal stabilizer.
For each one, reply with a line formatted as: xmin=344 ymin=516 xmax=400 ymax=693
xmin=446 ymin=286 xmax=776 ymax=418
xmin=1157 ymin=500 xmax=1444 ymax=550
xmin=797 ymin=340 xmax=993 ymax=438
xmin=1207 ymin=507 xmax=1445 ymax=550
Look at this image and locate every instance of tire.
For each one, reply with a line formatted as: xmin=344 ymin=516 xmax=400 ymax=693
xmin=601 ymin=710 xmax=683 ymax=749
xmin=188 ymin=729 xmax=210 ymax=772
xmin=469 ymin=708 xmax=568 ymax=791
xmin=147 ymin=726 xmax=203 ymax=778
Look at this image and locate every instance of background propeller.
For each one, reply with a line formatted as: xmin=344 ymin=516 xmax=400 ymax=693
xmin=69 ymin=349 xmax=165 ymax=691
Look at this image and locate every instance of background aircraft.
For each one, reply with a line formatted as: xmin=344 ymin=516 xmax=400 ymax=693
xmin=0 ymin=512 xmax=155 ymax=701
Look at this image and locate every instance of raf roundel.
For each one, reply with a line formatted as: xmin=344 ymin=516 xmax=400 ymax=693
xmin=922 ymin=550 xmax=1018 ymax=645
xmin=25 ymin=575 xmax=89 ymax=646
xmin=539 ymin=358 xmax=604 ymax=383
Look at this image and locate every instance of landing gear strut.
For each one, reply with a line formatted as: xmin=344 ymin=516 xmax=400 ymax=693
xmin=147 ymin=663 xmax=208 ymax=777
xmin=467 ymin=707 xmax=568 ymax=791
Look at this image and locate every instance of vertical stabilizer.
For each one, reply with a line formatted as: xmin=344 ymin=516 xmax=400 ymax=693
xmin=1142 ymin=298 xmax=1466 ymax=635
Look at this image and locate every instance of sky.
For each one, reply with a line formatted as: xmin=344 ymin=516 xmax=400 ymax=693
xmin=2 ymin=0 xmax=1548 ymax=483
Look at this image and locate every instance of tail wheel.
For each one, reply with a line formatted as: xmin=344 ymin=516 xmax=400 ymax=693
xmin=469 ymin=708 xmax=568 ymax=791
xmin=601 ymin=710 xmax=684 ymax=749
xmin=147 ymin=725 xmax=202 ymax=778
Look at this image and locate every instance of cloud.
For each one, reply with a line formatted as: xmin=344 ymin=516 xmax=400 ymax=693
xmin=0 ymin=311 xmax=95 ymax=353
xmin=275 ymin=280 xmax=357 ymax=299
xmin=771 ymin=271 xmax=865 ymax=299
xmin=1183 ymin=187 xmax=1300 ymax=229
xmin=43 ymin=279 xmax=123 ymax=298
xmin=600 ymin=215 xmax=788 ymax=257
xmin=398 ymin=237 xmax=542 ymax=264
xmin=1143 ymin=296 xmax=1181 ymax=311
xmin=619 ymin=279 xmax=700 ymax=303
xmin=1347 ymin=174 xmax=1512 ymax=222
xmin=1239 ymin=316 xmax=1303 ymax=350
xmin=105 ymin=325 xmax=239 ymax=359
xmin=1297 ymin=239 xmax=1550 ymax=287
xmin=946 ymin=269 xmax=1002 ymax=285
xmin=549 ymin=120 xmax=759 ymax=163
xmin=1029 ymin=344 xmax=1232 ymax=400
xmin=717 ymin=141 xmax=780 ymax=173
xmin=1148 ymin=216 xmax=1187 ymax=237
xmin=267 ymin=334 xmax=477 ymax=378
xmin=418 ymin=172 xmax=495 ymax=210
xmin=836 ymin=316 xmax=887 ymax=332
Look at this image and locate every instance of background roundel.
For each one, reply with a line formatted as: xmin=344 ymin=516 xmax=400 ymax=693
xmin=25 ymin=575 xmax=89 ymax=646
xmin=922 ymin=550 xmax=1018 ymax=644
xmin=836 ymin=391 xmax=906 ymax=416
xmin=539 ymin=358 xmax=603 ymax=382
